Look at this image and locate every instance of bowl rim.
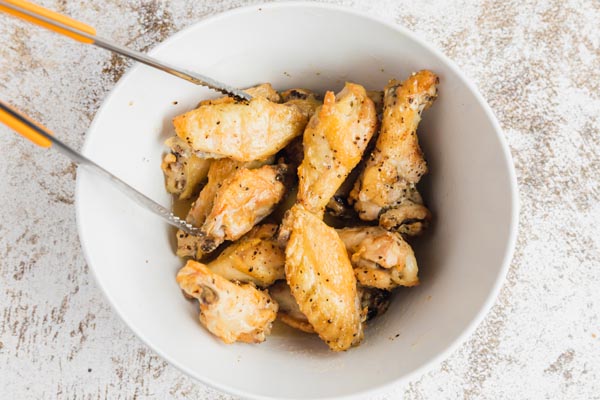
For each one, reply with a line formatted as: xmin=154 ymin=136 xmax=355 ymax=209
xmin=75 ymin=2 xmax=520 ymax=399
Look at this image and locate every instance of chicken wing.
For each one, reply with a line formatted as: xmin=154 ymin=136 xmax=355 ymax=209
xmin=283 ymin=205 xmax=362 ymax=351
xmin=202 ymin=164 xmax=287 ymax=247
xmin=198 ymin=83 xmax=281 ymax=106
xmin=174 ymin=97 xmax=308 ymax=161
xmin=350 ymin=71 xmax=438 ymax=228
xmin=161 ymin=136 xmax=211 ymax=200
xmin=177 ymin=162 xmax=287 ymax=258
xmin=297 ymin=83 xmax=377 ymax=216
xmin=337 ymin=226 xmax=419 ymax=289
xmin=208 ymin=224 xmax=285 ymax=287
xmin=176 ymin=260 xmax=278 ymax=344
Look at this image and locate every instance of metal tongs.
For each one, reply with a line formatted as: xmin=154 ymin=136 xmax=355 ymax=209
xmin=0 ymin=0 xmax=259 ymax=235
xmin=0 ymin=101 xmax=203 ymax=236
xmin=0 ymin=0 xmax=252 ymax=101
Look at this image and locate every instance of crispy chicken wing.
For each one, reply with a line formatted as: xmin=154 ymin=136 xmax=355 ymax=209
xmin=186 ymin=158 xmax=272 ymax=228
xmin=283 ymin=205 xmax=362 ymax=351
xmin=202 ymin=164 xmax=287 ymax=247
xmin=297 ymin=83 xmax=377 ymax=216
xmin=208 ymin=224 xmax=285 ymax=287
xmin=174 ymin=97 xmax=308 ymax=161
xmin=350 ymin=71 xmax=438 ymax=230
xmin=198 ymin=83 xmax=281 ymax=106
xmin=161 ymin=136 xmax=211 ymax=200
xmin=337 ymin=226 xmax=419 ymax=289
xmin=177 ymin=161 xmax=287 ymax=258
xmin=177 ymin=260 xmax=278 ymax=344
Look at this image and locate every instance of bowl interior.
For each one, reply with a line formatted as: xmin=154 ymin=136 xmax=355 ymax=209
xmin=76 ymin=4 xmax=517 ymax=399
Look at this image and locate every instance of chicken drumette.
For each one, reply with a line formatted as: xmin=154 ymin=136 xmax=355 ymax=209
xmin=177 ymin=260 xmax=278 ymax=344
xmin=350 ymin=70 xmax=438 ymax=235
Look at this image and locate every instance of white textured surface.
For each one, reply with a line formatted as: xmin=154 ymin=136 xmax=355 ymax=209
xmin=0 ymin=0 xmax=599 ymax=399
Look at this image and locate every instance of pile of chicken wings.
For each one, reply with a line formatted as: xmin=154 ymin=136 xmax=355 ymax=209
xmin=161 ymin=70 xmax=439 ymax=351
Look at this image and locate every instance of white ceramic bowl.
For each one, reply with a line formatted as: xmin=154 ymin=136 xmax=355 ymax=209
xmin=76 ymin=3 xmax=518 ymax=399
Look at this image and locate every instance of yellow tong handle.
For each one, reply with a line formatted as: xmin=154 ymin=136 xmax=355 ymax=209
xmin=0 ymin=101 xmax=204 ymax=236
xmin=0 ymin=0 xmax=252 ymax=100
xmin=0 ymin=0 xmax=96 ymax=43
xmin=0 ymin=101 xmax=52 ymax=147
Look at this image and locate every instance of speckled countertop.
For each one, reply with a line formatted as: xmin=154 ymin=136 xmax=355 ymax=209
xmin=1 ymin=0 xmax=599 ymax=398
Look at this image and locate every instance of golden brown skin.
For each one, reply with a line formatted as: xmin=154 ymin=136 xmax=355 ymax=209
xmin=337 ymin=226 xmax=419 ymax=289
xmin=174 ymin=97 xmax=308 ymax=161
xmin=186 ymin=158 xmax=272 ymax=228
xmin=297 ymin=83 xmax=377 ymax=216
xmin=283 ymin=205 xmax=363 ymax=351
xmin=198 ymin=83 xmax=282 ymax=106
xmin=201 ymin=164 xmax=287 ymax=249
xmin=176 ymin=159 xmax=281 ymax=258
xmin=269 ymin=280 xmax=315 ymax=333
xmin=350 ymin=71 xmax=439 ymax=226
xmin=208 ymin=224 xmax=285 ymax=288
xmin=280 ymin=88 xmax=322 ymax=119
xmin=177 ymin=260 xmax=278 ymax=344
xmin=161 ymin=136 xmax=211 ymax=200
